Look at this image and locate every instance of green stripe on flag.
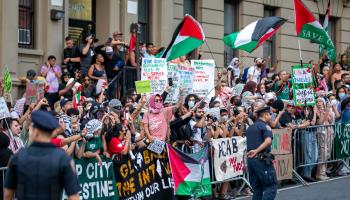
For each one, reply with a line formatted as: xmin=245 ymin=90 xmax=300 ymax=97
xmin=167 ymin=37 xmax=204 ymax=61
xmin=176 ymin=178 xmax=212 ymax=197
xmin=299 ymin=23 xmax=334 ymax=49
xmin=223 ymin=32 xmax=258 ymax=53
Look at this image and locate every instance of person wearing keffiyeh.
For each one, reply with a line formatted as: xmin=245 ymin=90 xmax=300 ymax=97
xmin=3 ymin=118 xmax=24 ymax=154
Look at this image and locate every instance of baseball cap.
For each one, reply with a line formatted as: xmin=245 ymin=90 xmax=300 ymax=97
xmin=60 ymin=98 xmax=70 ymax=108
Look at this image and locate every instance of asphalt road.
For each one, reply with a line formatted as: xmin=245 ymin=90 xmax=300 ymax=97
xmin=237 ymin=176 xmax=350 ymax=200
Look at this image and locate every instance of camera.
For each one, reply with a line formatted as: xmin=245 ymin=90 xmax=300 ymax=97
xmin=206 ymin=114 xmax=218 ymax=122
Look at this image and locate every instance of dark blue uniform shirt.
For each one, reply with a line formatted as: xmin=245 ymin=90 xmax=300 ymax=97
xmin=246 ymin=119 xmax=273 ymax=152
xmin=4 ymin=142 xmax=81 ymax=200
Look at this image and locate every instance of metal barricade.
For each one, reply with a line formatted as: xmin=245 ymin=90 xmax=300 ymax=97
xmin=292 ymin=124 xmax=350 ymax=186
xmin=0 ymin=167 xmax=7 ymax=197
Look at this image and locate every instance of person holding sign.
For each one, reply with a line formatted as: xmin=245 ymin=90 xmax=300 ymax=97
xmin=143 ymin=89 xmax=184 ymax=142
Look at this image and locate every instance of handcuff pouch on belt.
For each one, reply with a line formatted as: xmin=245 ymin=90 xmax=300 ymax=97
xmin=256 ymin=152 xmax=275 ymax=165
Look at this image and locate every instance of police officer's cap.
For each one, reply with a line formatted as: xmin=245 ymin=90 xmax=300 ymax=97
xmin=255 ymin=106 xmax=271 ymax=115
xmin=31 ymin=110 xmax=59 ymax=132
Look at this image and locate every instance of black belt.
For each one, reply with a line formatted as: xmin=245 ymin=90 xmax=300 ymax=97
xmin=250 ymin=152 xmax=275 ymax=165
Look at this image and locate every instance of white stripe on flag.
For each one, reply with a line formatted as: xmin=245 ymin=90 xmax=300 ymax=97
xmin=184 ymin=161 xmax=210 ymax=182
xmin=234 ymin=21 xmax=257 ymax=47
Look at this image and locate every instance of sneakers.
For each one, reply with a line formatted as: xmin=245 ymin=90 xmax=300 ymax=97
xmin=219 ymin=194 xmax=235 ymax=200
xmin=316 ymin=175 xmax=330 ymax=181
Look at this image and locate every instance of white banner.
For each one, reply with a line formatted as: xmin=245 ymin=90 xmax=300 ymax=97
xmin=141 ymin=58 xmax=168 ymax=94
xmin=191 ymin=60 xmax=215 ymax=99
xmin=164 ymin=63 xmax=180 ymax=104
xmin=212 ymin=137 xmax=246 ymax=181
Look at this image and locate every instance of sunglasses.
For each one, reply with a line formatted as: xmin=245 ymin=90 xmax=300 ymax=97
xmin=154 ymin=99 xmax=162 ymax=103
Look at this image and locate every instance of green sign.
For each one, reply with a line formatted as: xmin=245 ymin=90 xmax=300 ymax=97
xmin=135 ymin=80 xmax=151 ymax=94
xmin=291 ymin=64 xmax=316 ymax=106
xmin=63 ymin=156 xmax=118 ymax=200
xmin=334 ymin=122 xmax=350 ymax=159
xmin=4 ymin=68 xmax=12 ymax=93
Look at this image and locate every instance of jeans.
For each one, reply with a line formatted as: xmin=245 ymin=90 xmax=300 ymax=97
xmin=248 ymin=158 xmax=277 ymax=200
xmin=301 ymin=131 xmax=318 ymax=178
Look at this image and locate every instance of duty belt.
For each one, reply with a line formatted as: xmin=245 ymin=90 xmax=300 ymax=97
xmin=255 ymin=152 xmax=275 ymax=165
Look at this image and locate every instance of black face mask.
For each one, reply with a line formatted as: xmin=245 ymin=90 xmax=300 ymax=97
xmin=257 ymin=64 xmax=263 ymax=68
xmin=234 ymin=100 xmax=242 ymax=107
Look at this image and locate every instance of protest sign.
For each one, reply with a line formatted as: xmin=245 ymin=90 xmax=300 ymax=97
xmin=273 ymin=154 xmax=293 ymax=181
xmin=271 ymin=129 xmax=292 ymax=155
xmin=114 ymin=148 xmax=174 ymax=200
xmin=191 ymin=60 xmax=215 ymax=99
xmin=212 ymin=137 xmax=246 ymax=181
xmin=164 ymin=63 xmax=180 ymax=104
xmin=334 ymin=122 xmax=350 ymax=159
xmin=25 ymin=80 xmax=46 ymax=105
xmin=135 ymin=80 xmax=151 ymax=94
xmin=177 ymin=62 xmax=194 ymax=98
xmin=141 ymin=58 xmax=168 ymax=94
xmin=291 ymin=64 xmax=315 ymax=106
xmin=147 ymin=139 xmax=166 ymax=154
xmin=0 ymin=97 xmax=10 ymax=120
xmin=4 ymin=68 xmax=12 ymax=93
xmin=63 ymin=156 xmax=118 ymax=200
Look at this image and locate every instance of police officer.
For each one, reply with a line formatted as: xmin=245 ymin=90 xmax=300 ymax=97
xmin=246 ymin=106 xmax=277 ymax=200
xmin=4 ymin=110 xmax=81 ymax=200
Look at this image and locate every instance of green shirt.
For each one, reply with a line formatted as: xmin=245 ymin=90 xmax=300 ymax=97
xmin=274 ymin=80 xmax=291 ymax=100
xmin=79 ymin=136 xmax=102 ymax=152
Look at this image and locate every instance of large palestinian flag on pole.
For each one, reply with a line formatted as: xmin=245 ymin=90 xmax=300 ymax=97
xmin=319 ymin=0 xmax=336 ymax=62
xmin=167 ymin=144 xmax=211 ymax=197
xmin=161 ymin=15 xmax=205 ymax=61
xmin=223 ymin=16 xmax=286 ymax=53
xmin=294 ymin=0 xmax=334 ymax=49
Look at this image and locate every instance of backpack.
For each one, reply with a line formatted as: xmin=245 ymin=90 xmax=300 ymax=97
xmin=241 ymin=66 xmax=251 ymax=83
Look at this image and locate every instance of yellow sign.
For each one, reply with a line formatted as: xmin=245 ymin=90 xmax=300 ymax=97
xmin=69 ymin=0 xmax=92 ymax=21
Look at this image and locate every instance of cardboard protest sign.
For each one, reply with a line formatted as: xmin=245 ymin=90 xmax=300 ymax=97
xmin=147 ymin=139 xmax=166 ymax=154
xmin=164 ymin=63 xmax=180 ymax=104
xmin=177 ymin=62 xmax=194 ymax=98
xmin=63 ymin=156 xmax=118 ymax=200
xmin=0 ymin=97 xmax=10 ymax=120
xmin=271 ymin=129 xmax=292 ymax=155
xmin=114 ymin=148 xmax=174 ymax=200
xmin=141 ymin=58 xmax=168 ymax=94
xmin=25 ymin=80 xmax=46 ymax=105
xmin=291 ymin=65 xmax=316 ymax=106
xmin=135 ymin=80 xmax=152 ymax=94
xmin=273 ymin=154 xmax=293 ymax=181
xmin=191 ymin=60 xmax=215 ymax=99
xmin=334 ymin=122 xmax=350 ymax=159
xmin=4 ymin=68 xmax=12 ymax=93
xmin=212 ymin=137 xmax=246 ymax=181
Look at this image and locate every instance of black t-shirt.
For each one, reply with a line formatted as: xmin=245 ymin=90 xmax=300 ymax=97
xmin=63 ymin=46 xmax=81 ymax=75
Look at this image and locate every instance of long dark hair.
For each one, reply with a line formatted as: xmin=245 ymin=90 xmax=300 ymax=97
xmin=105 ymin=123 xmax=124 ymax=146
xmin=241 ymin=81 xmax=257 ymax=96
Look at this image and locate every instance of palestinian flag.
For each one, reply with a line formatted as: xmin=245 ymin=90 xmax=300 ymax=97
xmin=319 ymin=0 xmax=336 ymax=62
xmin=167 ymin=144 xmax=211 ymax=197
xmin=73 ymin=84 xmax=85 ymax=109
xmin=223 ymin=16 xmax=286 ymax=53
xmin=294 ymin=0 xmax=334 ymax=49
xmin=161 ymin=15 xmax=205 ymax=61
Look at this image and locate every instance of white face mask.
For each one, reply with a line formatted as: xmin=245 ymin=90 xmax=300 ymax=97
xmin=141 ymin=47 xmax=147 ymax=54
xmin=188 ymin=101 xmax=195 ymax=109
xmin=331 ymin=99 xmax=337 ymax=105
xmin=221 ymin=116 xmax=228 ymax=121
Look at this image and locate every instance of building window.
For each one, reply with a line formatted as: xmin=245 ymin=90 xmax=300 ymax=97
xmin=184 ymin=0 xmax=196 ymax=16
xmin=18 ymin=0 xmax=35 ymax=49
xmin=263 ymin=7 xmax=276 ymax=68
xmin=138 ymin=0 xmax=150 ymax=43
xmin=224 ymin=0 xmax=238 ymax=67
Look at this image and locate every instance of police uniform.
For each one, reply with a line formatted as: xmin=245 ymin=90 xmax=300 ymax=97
xmin=4 ymin=110 xmax=81 ymax=200
xmin=246 ymin=107 xmax=277 ymax=200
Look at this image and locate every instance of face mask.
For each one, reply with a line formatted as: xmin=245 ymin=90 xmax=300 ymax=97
xmin=339 ymin=93 xmax=346 ymax=100
xmin=257 ymin=64 xmax=263 ymax=68
xmin=331 ymin=99 xmax=338 ymax=105
xmin=188 ymin=101 xmax=195 ymax=109
xmin=221 ymin=116 xmax=228 ymax=121
xmin=141 ymin=47 xmax=147 ymax=54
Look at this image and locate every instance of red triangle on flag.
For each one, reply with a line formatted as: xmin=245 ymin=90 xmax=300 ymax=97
xmin=294 ymin=0 xmax=317 ymax=35
xmin=179 ymin=15 xmax=205 ymax=41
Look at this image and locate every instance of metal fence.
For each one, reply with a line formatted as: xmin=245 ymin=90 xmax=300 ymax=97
xmin=292 ymin=124 xmax=350 ymax=185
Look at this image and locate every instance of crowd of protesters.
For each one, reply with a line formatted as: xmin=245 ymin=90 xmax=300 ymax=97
xmin=0 ymin=30 xmax=350 ymax=199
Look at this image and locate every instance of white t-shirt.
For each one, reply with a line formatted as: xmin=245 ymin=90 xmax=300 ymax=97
xmin=247 ymin=66 xmax=261 ymax=83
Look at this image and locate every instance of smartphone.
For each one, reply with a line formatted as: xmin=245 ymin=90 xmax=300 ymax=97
xmin=168 ymin=78 xmax=173 ymax=87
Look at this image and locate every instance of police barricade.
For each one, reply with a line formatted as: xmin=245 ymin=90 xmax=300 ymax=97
xmin=292 ymin=123 xmax=350 ymax=186
xmin=0 ymin=167 xmax=7 ymax=197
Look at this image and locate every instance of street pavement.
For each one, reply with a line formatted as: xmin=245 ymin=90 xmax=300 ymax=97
xmin=237 ymin=176 xmax=350 ymax=200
